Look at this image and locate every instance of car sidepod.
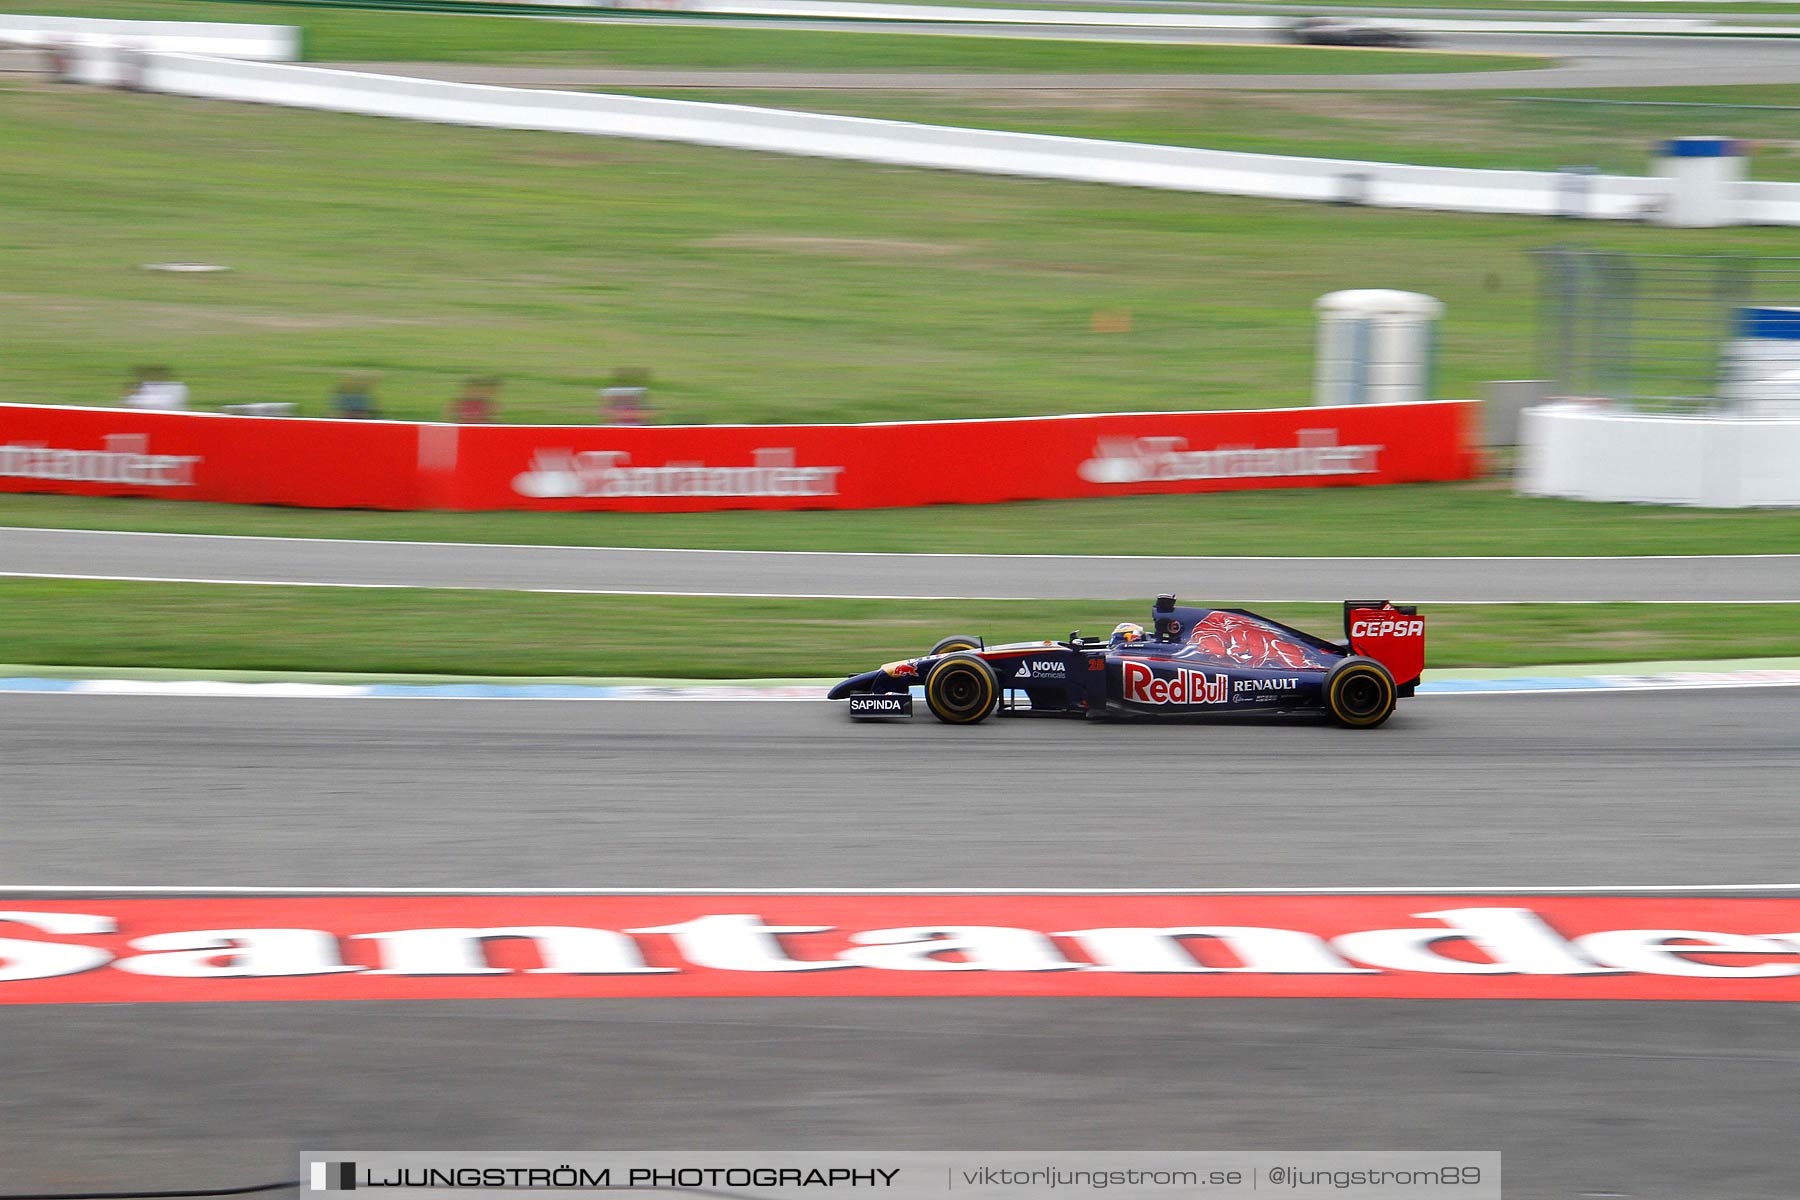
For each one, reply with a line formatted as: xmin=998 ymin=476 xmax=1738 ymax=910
xmin=1106 ymin=652 xmax=1328 ymax=718
xmin=982 ymin=646 xmax=1090 ymax=715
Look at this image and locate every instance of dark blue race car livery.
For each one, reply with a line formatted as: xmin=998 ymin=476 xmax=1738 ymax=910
xmin=829 ymin=596 xmax=1425 ymax=728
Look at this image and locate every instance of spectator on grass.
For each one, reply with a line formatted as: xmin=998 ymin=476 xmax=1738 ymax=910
xmin=600 ymin=368 xmax=652 ymax=425
xmin=451 ymin=376 xmax=500 ymax=424
xmin=44 ymin=42 xmax=75 ymax=81
xmin=121 ymin=365 xmax=188 ymax=411
xmin=332 ymin=373 xmax=380 ymax=419
xmin=116 ymin=41 xmax=148 ymax=92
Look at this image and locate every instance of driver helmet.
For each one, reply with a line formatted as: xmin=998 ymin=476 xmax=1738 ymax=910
xmin=1111 ymin=622 xmax=1146 ymax=646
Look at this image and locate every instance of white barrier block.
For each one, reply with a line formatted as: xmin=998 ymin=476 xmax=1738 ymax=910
xmin=130 ymin=54 xmax=1755 ymax=223
xmin=1520 ymin=404 xmax=1800 ymax=508
xmin=0 ymin=14 xmax=298 ymax=61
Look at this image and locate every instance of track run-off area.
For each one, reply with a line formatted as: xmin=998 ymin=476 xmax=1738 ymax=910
xmin=3 ymin=688 xmax=1799 ymax=1198
xmin=5 ymin=526 xmax=1800 ymax=600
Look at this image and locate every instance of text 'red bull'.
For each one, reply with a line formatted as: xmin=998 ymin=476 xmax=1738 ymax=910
xmin=1122 ymin=661 xmax=1228 ymax=706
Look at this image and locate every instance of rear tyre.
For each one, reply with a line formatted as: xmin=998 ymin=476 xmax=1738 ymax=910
xmin=1325 ymin=657 xmax=1397 ymax=729
xmin=927 ymin=634 xmax=982 ymax=657
xmin=925 ymin=654 xmax=999 ymax=725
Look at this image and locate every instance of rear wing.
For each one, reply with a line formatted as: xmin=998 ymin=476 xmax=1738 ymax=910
xmin=1343 ymin=600 xmax=1425 ymax=689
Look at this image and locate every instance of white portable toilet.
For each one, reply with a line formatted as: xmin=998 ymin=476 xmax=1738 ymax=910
xmin=1652 ymin=137 xmax=1747 ymax=228
xmin=1313 ymin=289 xmax=1443 ymax=406
xmin=1725 ymin=306 xmax=1800 ymax=417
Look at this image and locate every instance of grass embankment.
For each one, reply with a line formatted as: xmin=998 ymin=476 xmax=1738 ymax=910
xmin=3 ymin=488 xmax=1799 ymax=556
xmin=2 ymin=579 xmax=1795 ymax=676
xmin=9 ymin=0 xmax=1544 ymax=72
xmin=5 ymin=92 xmax=1797 ymax=425
xmin=613 ymin=85 xmax=1800 ymax=182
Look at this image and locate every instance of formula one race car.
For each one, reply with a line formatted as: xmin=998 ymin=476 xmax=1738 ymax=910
xmin=829 ymin=596 xmax=1424 ymax=728
xmin=1282 ymin=16 xmax=1426 ymax=47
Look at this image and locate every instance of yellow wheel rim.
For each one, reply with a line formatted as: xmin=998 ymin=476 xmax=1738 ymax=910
xmin=1330 ymin=666 xmax=1394 ymax=727
xmin=928 ymin=660 xmax=994 ymax=723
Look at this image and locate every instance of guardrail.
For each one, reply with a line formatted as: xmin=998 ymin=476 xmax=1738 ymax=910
xmin=0 ymin=14 xmax=299 ymax=61
xmin=0 ymin=400 xmax=1480 ymax=512
xmin=131 ymin=54 xmax=1800 ymax=222
xmin=1740 ymin=180 xmax=1800 ymax=227
xmin=35 ymin=21 xmax=1800 ymax=223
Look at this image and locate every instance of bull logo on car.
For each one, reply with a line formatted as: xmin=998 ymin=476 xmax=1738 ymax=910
xmin=1181 ymin=610 xmax=1330 ymax=670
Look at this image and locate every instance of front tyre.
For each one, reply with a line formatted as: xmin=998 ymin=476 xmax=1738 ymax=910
xmin=925 ymin=654 xmax=999 ymax=725
xmin=927 ymin=634 xmax=982 ymax=656
xmin=1324 ymin=657 xmax=1397 ymax=729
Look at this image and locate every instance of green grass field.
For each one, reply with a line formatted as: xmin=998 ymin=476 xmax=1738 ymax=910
xmin=5 ymin=3 xmax=1795 ymax=677
xmin=4 ymin=489 xmax=1797 ymax=556
xmin=10 ymin=0 xmax=1544 ymax=71
xmin=613 ymin=85 xmax=1800 ymax=182
xmin=1 ymin=578 xmax=1794 ymax=676
xmin=5 ymin=90 xmax=1798 ymax=427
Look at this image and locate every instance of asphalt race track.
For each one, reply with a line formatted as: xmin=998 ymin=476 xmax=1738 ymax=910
xmin=8 ymin=691 xmax=1797 ymax=886
xmin=6 ymin=527 xmax=1799 ymax=600
xmin=3 ymin=687 xmax=1799 ymax=1199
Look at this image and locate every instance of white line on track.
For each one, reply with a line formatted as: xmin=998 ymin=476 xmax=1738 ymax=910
xmin=2 ymin=885 xmax=1795 ymax=895
xmin=5 ymin=526 xmax=1797 ymax=563
xmin=3 ymin=571 xmax=1791 ymax=605
xmin=0 ymin=570 xmax=1038 ymax=601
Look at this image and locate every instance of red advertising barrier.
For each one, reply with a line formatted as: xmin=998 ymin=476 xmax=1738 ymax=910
xmin=0 ymin=401 xmax=1480 ymax=513
xmin=1 ymin=894 xmax=1797 ymax=1005
xmin=452 ymin=401 xmax=1480 ymax=512
xmin=0 ymin=404 xmax=422 ymax=509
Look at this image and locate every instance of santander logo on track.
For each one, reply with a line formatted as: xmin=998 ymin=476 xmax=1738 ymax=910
xmin=3 ymin=896 xmax=1800 ymax=1004
xmin=1122 ymin=660 xmax=1227 ymax=705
